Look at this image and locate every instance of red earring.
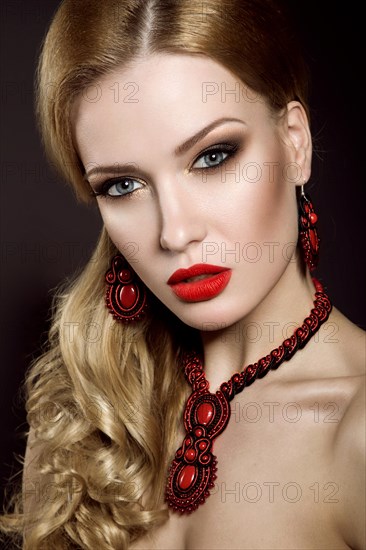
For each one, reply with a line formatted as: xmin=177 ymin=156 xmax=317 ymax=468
xmin=105 ymin=254 xmax=147 ymax=322
xmin=298 ymin=185 xmax=320 ymax=272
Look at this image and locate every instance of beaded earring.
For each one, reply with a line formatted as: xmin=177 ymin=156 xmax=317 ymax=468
xmin=105 ymin=254 xmax=147 ymax=322
xmin=298 ymin=185 xmax=320 ymax=271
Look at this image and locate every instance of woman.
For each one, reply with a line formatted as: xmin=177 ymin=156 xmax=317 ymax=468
xmin=1 ymin=0 xmax=364 ymax=548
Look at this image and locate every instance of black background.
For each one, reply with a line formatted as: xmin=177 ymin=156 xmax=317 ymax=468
xmin=1 ymin=0 xmax=365 ymax=506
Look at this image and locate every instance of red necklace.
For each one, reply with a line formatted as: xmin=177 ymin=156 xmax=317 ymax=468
xmin=165 ymin=277 xmax=332 ymax=514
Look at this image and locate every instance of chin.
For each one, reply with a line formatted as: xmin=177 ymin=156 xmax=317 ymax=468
xmin=169 ymin=299 xmax=253 ymax=333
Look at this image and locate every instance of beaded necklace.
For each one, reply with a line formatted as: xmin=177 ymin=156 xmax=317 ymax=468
xmin=165 ymin=278 xmax=332 ymax=513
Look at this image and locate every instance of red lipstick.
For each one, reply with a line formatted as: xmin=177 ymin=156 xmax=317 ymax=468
xmin=167 ymin=264 xmax=232 ymax=302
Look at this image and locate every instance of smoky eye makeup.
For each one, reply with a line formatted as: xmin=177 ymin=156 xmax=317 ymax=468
xmin=189 ymin=140 xmax=241 ymax=172
xmin=88 ymin=132 xmax=245 ymax=199
xmin=90 ymin=177 xmax=144 ymax=199
xmin=195 ymin=128 xmax=247 ymax=174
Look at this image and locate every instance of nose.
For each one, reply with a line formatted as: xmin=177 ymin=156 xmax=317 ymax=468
xmin=158 ymin=186 xmax=207 ymax=252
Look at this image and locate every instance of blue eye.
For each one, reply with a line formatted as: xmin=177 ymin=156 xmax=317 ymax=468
xmin=90 ymin=142 xmax=239 ymax=200
xmin=93 ymin=177 xmax=143 ymax=199
xmin=108 ymin=178 xmax=143 ymax=196
xmin=193 ymin=150 xmax=229 ymax=169
xmin=191 ymin=143 xmax=238 ymax=171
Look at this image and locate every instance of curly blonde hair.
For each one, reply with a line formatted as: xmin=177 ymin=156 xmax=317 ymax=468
xmin=1 ymin=0 xmax=309 ymax=547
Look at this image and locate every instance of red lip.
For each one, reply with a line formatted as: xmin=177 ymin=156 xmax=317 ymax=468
xmin=167 ymin=264 xmax=230 ymax=284
xmin=167 ymin=264 xmax=232 ymax=303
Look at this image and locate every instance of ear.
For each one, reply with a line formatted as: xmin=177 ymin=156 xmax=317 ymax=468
xmin=284 ymin=101 xmax=312 ymax=184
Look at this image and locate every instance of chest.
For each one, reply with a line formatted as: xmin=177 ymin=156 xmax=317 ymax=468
xmin=131 ymin=397 xmax=348 ymax=549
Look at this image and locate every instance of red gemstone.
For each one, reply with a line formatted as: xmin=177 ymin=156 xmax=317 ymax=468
xmin=196 ymin=402 xmax=214 ymax=425
xmin=119 ymin=285 xmax=137 ymax=309
xmin=120 ymin=269 xmax=132 ymax=283
xmin=178 ymin=465 xmax=197 ymax=490
xmin=309 ymin=212 xmax=318 ymax=225
xmin=184 ymin=448 xmax=196 ymax=461
xmin=198 ymin=441 xmax=207 ymax=450
xmin=309 ymin=229 xmax=318 ymax=251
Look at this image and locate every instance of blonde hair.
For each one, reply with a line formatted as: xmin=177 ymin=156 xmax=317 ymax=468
xmin=1 ymin=0 xmax=309 ymax=548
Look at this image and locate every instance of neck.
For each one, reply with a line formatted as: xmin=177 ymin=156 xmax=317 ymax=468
xmin=200 ymin=260 xmax=318 ymax=392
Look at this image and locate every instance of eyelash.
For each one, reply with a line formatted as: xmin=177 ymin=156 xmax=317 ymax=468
xmin=91 ymin=141 xmax=240 ymax=200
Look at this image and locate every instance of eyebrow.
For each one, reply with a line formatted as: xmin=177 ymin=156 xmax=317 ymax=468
xmin=85 ymin=162 xmax=145 ymax=181
xmin=174 ymin=116 xmax=246 ymax=156
xmin=84 ymin=116 xmax=245 ymax=180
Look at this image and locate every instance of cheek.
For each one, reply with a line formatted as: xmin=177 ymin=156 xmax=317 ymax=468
xmin=216 ymin=145 xmax=298 ymax=246
xmin=99 ymin=205 xmax=143 ymax=249
xmin=98 ymin=202 xmax=161 ymax=268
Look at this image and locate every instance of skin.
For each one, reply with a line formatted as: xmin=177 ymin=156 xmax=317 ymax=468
xmin=73 ymin=54 xmax=316 ymax=388
xmin=70 ymin=54 xmax=365 ymax=549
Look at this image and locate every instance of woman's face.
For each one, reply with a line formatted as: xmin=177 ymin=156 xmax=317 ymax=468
xmin=72 ymin=54 xmax=311 ymax=330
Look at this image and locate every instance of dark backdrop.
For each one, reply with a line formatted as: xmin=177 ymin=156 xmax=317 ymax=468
xmin=1 ymin=1 xmax=365 ymax=506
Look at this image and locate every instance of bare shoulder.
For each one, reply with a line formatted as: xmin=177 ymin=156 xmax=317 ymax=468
xmin=331 ymin=307 xmax=365 ymax=450
xmin=329 ymin=308 xmax=365 ymax=549
xmin=334 ymin=306 xmax=365 ymax=363
xmin=333 ymin=375 xmax=365 ymax=550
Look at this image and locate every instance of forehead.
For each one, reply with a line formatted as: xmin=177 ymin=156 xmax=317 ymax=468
xmin=72 ymin=53 xmax=270 ymax=164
